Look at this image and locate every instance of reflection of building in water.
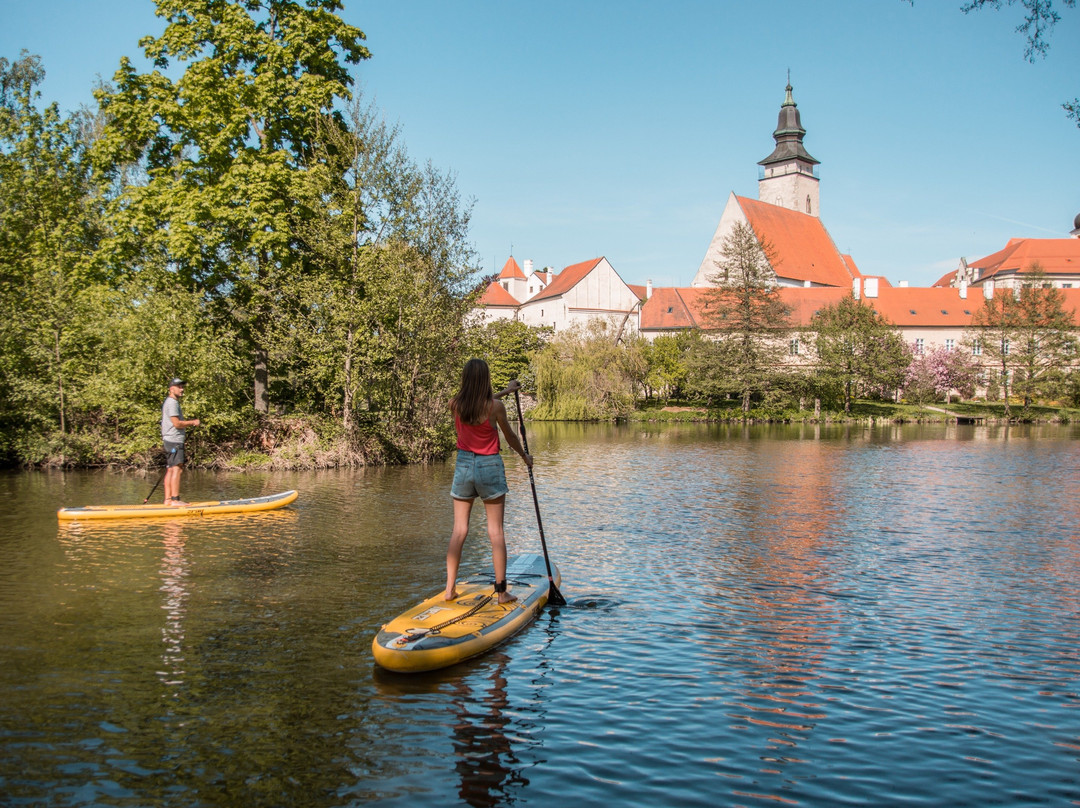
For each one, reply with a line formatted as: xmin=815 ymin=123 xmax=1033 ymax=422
xmin=704 ymin=441 xmax=841 ymax=797
xmin=158 ymin=521 xmax=189 ymax=697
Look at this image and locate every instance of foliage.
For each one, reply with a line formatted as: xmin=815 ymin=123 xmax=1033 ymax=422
xmin=471 ymin=319 xmax=551 ymax=392
xmin=903 ymin=344 xmax=980 ymax=405
xmin=531 ymin=320 xmax=642 ymax=420
xmin=290 ymin=98 xmax=477 ymax=436
xmin=810 ymin=296 xmax=910 ymax=413
xmin=965 ymin=270 xmax=1078 ymax=416
xmin=1009 ymin=274 xmax=1078 ymax=407
xmin=92 ymin=0 xmax=370 ymax=413
xmin=0 ymin=52 xmax=107 ymax=463
xmin=641 ymin=331 xmax=698 ymax=400
xmin=690 ymin=222 xmax=792 ymax=412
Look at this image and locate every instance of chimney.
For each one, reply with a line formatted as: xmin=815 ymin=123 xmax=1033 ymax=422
xmin=524 ymin=259 xmax=533 ymax=275
xmin=959 ymin=281 xmax=968 ymax=299
xmin=864 ymin=277 xmax=879 ymax=298
xmin=852 ymin=278 xmax=861 ymax=300
xmin=646 ymin=279 xmax=653 ymax=299
xmin=898 ymin=280 xmax=908 ymax=288
xmin=984 ymin=282 xmax=994 ymax=300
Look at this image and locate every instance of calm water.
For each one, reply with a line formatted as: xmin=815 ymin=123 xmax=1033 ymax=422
xmin=1 ymin=422 xmax=1079 ymax=807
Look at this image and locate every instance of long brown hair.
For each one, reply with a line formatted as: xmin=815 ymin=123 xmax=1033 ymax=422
xmin=450 ymin=358 xmax=494 ymax=425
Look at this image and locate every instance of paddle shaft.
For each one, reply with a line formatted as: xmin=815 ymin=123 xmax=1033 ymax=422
xmin=143 ymin=427 xmax=197 ymax=504
xmin=513 ymin=388 xmax=566 ymax=606
xmin=143 ymin=465 xmax=167 ymax=504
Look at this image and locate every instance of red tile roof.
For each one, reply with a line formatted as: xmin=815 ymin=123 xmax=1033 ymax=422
xmin=529 ymin=258 xmax=603 ymax=303
xmin=841 ymin=254 xmax=865 ymax=280
xmin=497 ymin=256 xmax=526 ymax=280
xmin=643 ymin=285 xmax=1080 ymax=333
xmin=859 ymin=286 xmax=983 ymax=327
xmin=478 ymin=281 xmax=520 ymax=307
xmin=969 ymin=238 xmax=1080 ymax=279
xmin=737 ymin=196 xmax=858 ymax=288
xmin=933 ymin=269 xmax=958 ymax=288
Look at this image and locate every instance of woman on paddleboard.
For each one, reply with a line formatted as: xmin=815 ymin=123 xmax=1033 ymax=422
xmin=446 ymin=359 xmax=532 ymax=605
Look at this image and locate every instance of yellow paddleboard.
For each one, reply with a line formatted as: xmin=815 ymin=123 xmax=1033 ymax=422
xmin=57 ymin=490 xmax=299 ymax=521
xmin=373 ymin=553 xmax=560 ymax=673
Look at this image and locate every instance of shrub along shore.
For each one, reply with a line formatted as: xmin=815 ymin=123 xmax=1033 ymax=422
xmin=21 ymin=399 xmax=1075 ymax=472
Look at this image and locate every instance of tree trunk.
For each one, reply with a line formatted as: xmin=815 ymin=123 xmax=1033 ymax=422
xmin=55 ymin=329 xmax=65 ymax=434
xmin=343 ymin=326 xmax=354 ymax=431
xmin=254 ymin=347 xmax=269 ymax=414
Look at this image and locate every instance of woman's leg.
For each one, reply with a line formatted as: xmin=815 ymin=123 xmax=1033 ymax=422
xmin=445 ymin=497 xmax=474 ymax=600
xmin=483 ymin=495 xmax=516 ymax=603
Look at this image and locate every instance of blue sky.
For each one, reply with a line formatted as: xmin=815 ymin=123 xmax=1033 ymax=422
xmin=2 ymin=0 xmax=1077 ymax=288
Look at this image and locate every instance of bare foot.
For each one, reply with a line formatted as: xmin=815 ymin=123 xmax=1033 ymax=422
xmin=443 ymin=589 xmax=459 ymax=601
xmin=497 ymin=592 xmax=518 ymax=605
xmin=169 ymin=499 xmax=189 ymax=507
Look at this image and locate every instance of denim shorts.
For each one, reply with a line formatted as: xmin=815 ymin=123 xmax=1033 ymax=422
xmin=451 ymin=450 xmax=508 ymax=501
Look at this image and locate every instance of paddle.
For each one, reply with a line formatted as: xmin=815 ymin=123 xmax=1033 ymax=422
xmin=143 ymin=460 xmax=167 ymax=504
xmin=513 ymin=387 xmax=567 ymax=607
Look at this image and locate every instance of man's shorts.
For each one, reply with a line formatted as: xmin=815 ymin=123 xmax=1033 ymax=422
xmin=164 ymin=441 xmax=186 ymax=467
xmin=451 ymin=450 xmax=508 ymax=501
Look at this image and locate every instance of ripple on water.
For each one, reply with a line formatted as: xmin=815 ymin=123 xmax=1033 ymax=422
xmin=2 ymin=426 xmax=1080 ymax=806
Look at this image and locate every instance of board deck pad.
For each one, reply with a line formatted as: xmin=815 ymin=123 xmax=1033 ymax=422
xmin=57 ymin=490 xmax=299 ymax=521
xmin=372 ymin=553 xmax=559 ymax=673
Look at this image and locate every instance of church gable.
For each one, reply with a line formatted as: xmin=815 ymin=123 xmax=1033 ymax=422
xmin=691 ymin=193 xmax=856 ymax=289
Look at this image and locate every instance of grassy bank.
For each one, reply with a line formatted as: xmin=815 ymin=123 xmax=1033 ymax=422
xmin=15 ymin=413 xmax=456 ymax=471
xmin=625 ymin=400 xmax=1080 ymax=425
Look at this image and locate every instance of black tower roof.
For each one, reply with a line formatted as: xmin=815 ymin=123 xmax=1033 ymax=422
xmin=758 ymin=82 xmax=819 ymax=168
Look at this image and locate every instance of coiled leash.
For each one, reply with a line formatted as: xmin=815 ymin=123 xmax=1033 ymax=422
xmin=397 ymin=576 xmax=535 ymax=645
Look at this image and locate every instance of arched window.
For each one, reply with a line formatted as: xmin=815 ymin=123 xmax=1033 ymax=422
xmin=806 ymin=195 xmax=812 ymax=214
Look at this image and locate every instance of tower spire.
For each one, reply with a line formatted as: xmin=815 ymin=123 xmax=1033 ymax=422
xmin=757 ymin=78 xmax=821 ymax=217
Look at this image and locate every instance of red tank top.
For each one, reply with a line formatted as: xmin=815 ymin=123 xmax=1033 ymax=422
xmin=455 ymin=411 xmax=500 ymax=455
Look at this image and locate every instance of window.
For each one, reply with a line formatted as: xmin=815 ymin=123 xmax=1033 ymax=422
xmin=789 ymin=338 xmax=801 ymax=356
xmin=806 ymin=195 xmax=812 ymax=214
xmin=915 ymin=338 xmax=924 ymax=355
xmin=1004 ymin=339 xmax=1010 ymax=356
xmin=1064 ymin=283 xmax=1073 ymax=289
xmin=945 ymin=339 xmax=955 ymax=352
xmin=972 ymin=339 xmax=982 ymax=357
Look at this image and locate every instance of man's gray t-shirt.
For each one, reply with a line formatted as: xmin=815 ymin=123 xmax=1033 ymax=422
xmin=162 ymin=396 xmax=185 ymax=443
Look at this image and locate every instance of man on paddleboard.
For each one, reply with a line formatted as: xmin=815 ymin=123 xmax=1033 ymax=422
xmin=161 ymin=378 xmax=200 ymax=506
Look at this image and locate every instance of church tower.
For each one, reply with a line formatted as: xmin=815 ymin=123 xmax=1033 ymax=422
xmin=757 ymin=80 xmax=820 ymax=217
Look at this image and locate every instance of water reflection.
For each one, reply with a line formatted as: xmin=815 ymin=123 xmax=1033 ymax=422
xmin=157 ymin=521 xmax=188 ymax=699
xmin=4 ymin=424 xmax=1080 ymax=806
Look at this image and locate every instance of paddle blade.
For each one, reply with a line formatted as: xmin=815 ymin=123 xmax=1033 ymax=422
xmin=547 ymin=579 xmax=567 ymax=607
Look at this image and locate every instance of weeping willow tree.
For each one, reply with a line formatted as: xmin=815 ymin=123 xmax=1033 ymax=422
xmin=531 ymin=320 xmax=645 ymax=420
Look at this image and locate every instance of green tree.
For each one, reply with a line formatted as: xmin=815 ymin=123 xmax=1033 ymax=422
xmin=811 ymin=295 xmax=910 ymax=413
xmin=693 ymin=222 xmax=792 ymax=412
xmin=643 ymin=331 xmax=696 ymax=400
xmin=289 ymin=97 xmax=476 ymax=440
xmin=473 ymin=319 xmax=551 ymax=391
xmin=0 ymin=52 xmax=107 ymax=463
xmin=1008 ymin=272 xmax=1078 ymax=409
xmin=532 ymin=320 xmax=641 ymax=420
xmin=92 ymin=0 xmax=370 ymax=414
